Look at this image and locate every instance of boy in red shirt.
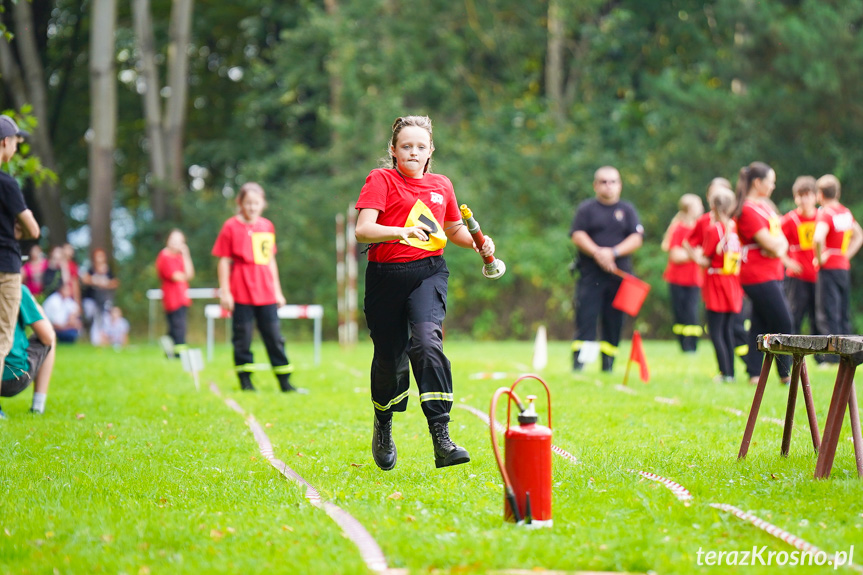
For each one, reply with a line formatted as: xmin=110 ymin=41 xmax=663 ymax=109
xmin=813 ymin=175 xmax=863 ymax=362
xmin=781 ymin=176 xmax=819 ymax=334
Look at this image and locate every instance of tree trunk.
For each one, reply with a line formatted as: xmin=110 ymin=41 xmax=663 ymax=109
xmin=131 ymin=0 xmax=193 ymax=222
xmin=131 ymin=0 xmax=167 ymax=218
xmin=323 ymin=0 xmax=343 ymax=175
xmin=546 ymin=0 xmax=565 ymax=120
xmin=164 ymin=0 xmax=193 ymax=189
xmin=88 ymin=0 xmax=117 ymax=253
xmin=0 ymin=6 xmax=67 ymax=242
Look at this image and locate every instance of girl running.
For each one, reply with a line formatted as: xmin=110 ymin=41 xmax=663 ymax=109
xmin=355 ymin=115 xmax=496 ymax=471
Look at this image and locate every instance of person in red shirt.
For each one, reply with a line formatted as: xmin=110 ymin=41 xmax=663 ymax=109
xmin=355 ymin=115 xmax=496 ymax=471
xmin=813 ymin=174 xmax=863 ymax=363
xmin=700 ymin=188 xmax=743 ymax=382
xmin=212 ymin=182 xmax=301 ymax=393
xmin=685 ymin=178 xmax=750 ymax=361
xmin=684 ymin=177 xmax=731 ymax=257
xmin=734 ymin=161 xmax=793 ymax=384
xmin=662 ymin=193 xmax=704 ymax=352
xmin=781 ymin=176 xmax=819 ymax=334
xmin=155 ymin=229 xmax=195 ymax=355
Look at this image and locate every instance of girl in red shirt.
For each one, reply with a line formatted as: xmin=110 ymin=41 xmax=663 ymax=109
xmin=212 ymin=183 xmax=299 ymax=393
xmin=155 ymin=229 xmax=195 ymax=355
xmin=734 ymin=162 xmax=793 ymax=384
xmin=355 ymin=115 xmax=496 ymax=471
xmin=662 ymin=193 xmax=704 ymax=352
xmin=701 ymin=188 xmax=743 ymax=382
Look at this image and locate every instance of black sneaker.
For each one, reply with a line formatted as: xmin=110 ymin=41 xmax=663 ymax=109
xmin=429 ymin=421 xmax=470 ymax=468
xmin=372 ymin=416 xmax=397 ymax=471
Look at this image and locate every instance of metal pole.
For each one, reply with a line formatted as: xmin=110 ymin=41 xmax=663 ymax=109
xmin=336 ymin=212 xmax=346 ymax=345
xmin=346 ymin=203 xmax=358 ymax=344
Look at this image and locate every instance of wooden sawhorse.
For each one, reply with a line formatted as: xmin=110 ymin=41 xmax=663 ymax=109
xmin=737 ymin=334 xmax=863 ymax=479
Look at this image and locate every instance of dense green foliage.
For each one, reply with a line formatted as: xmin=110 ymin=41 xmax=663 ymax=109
xmin=1 ymin=341 xmax=861 ymax=573
xmin=4 ymin=1 xmax=863 ymax=338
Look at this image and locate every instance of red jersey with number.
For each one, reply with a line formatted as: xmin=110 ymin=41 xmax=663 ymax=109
xmin=663 ymin=223 xmax=703 ymax=287
xmin=156 ymin=249 xmax=191 ymax=312
xmin=781 ymin=210 xmax=818 ymax=282
xmin=211 ymin=216 xmax=278 ymax=305
xmin=736 ymin=200 xmax=784 ymax=285
xmin=356 ymin=169 xmax=461 ymax=263
xmin=702 ymin=220 xmax=743 ymax=313
xmin=818 ymin=204 xmax=855 ymax=270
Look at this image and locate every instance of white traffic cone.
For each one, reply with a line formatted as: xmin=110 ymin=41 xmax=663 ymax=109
xmin=532 ymin=324 xmax=548 ymax=371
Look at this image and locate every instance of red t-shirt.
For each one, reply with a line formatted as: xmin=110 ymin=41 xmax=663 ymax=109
xmin=702 ymin=220 xmax=743 ymax=313
xmin=736 ymin=200 xmax=784 ymax=285
xmin=781 ymin=210 xmax=818 ymax=282
xmin=663 ymin=223 xmax=703 ymax=287
xmin=355 ymin=169 xmax=461 ymax=263
xmin=685 ymin=212 xmax=712 ymax=250
xmin=818 ymin=204 xmax=855 ymax=270
xmin=211 ymin=216 xmax=278 ymax=306
xmin=156 ymin=249 xmax=191 ymax=313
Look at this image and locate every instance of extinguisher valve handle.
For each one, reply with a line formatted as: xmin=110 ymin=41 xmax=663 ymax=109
xmin=518 ymin=395 xmax=539 ymax=425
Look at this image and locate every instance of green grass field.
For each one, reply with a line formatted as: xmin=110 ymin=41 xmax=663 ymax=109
xmin=1 ymin=338 xmax=861 ymax=574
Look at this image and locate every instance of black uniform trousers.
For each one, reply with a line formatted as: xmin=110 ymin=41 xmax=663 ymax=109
xmin=166 ymin=305 xmax=188 ymax=347
xmin=573 ymin=267 xmax=624 ymax=372
xmin=785 ymin=276 xmax=817 ymax=335
xmin=669 ymin=283 xmax=701 ymax=352
xmin=707 ymin=310 xmax=735 ymax=378
xmin=364 ymin=256 xmax=452 ymax=424
xmin=232 ymin=303 xmax=291 ymax=375
xmin=815 ymin=268 xmax=851 ymax=364
xmin=741 ymin=281 xmax=793 ymax=378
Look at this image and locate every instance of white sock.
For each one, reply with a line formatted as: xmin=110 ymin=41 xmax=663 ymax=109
xmin=31 ymin=392 xmax=47 ymax=413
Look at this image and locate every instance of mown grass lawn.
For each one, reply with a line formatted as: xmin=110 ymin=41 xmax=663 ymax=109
xmin=1 ymin=338 xmax=861 ymax=574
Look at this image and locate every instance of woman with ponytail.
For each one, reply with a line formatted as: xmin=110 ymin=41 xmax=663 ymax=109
xmin=734 ymin=162 xmax=794 ymax=384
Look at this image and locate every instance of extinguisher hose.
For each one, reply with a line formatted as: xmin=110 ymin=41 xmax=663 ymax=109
xmin=490 ymin=387 xmax=522 ymax=523
xmin=460 ymin=205 xmax=495 ymax=265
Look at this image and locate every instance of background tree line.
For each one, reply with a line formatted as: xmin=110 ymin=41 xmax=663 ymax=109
xmin=2 ymin=0 xmax=863 ymax=340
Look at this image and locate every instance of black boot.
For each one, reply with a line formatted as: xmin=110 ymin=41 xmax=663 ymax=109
xmin=429 ymin=420 xmax=470 ymax=468
xmin=573 ymin=351 xmax=583 ymax=371
xmin=238 ymin=372 xmax=255 ymax=392
xmin=372 ymin=415 xmax=397 ymax=471
xmin=277 ymin=373 xmax=297 ymax=392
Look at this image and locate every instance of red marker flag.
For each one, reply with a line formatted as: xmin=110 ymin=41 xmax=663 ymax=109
xmin=629 ymin=330 xmax=650 ymax=383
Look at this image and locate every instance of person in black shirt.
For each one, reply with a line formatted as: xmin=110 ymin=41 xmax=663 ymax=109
xmin=0 ymin=115 xmax=40 ymax=416
xmin=570 ymin=166 xmax=644 ymax=372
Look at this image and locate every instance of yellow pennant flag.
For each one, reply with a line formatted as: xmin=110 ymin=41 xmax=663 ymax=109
xmin=401 ymin=199 xmax=447 ymax=251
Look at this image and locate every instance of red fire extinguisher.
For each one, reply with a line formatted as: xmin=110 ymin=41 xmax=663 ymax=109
xmin=489 ymin=374 xmax=553 ymax=527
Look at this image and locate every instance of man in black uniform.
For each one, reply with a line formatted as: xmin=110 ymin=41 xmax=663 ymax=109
xmin=570 ymin=166 xmax=644 ymax=372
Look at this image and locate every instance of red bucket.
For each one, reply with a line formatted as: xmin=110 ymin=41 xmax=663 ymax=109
xmin=612 ymin=272 xmax=650 ymax=316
